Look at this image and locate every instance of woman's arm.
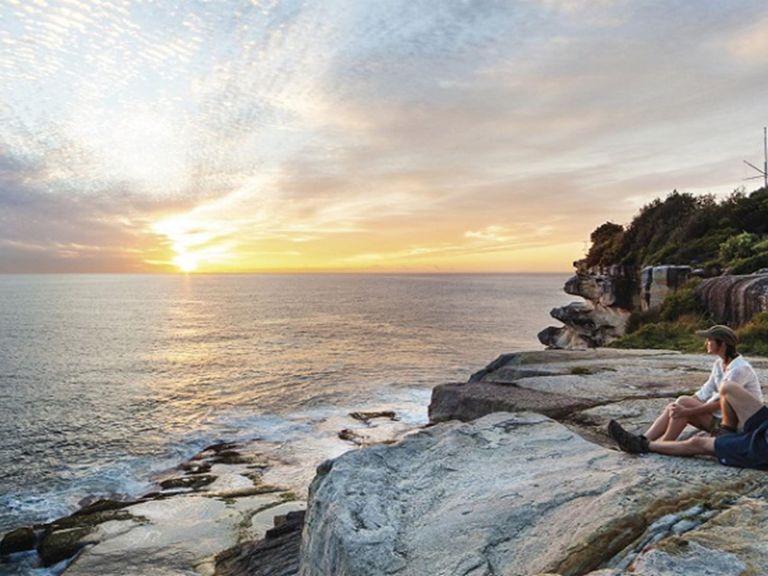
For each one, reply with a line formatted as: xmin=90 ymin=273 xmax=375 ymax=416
xmin=669 ymin=400 xmax=719 ymax=418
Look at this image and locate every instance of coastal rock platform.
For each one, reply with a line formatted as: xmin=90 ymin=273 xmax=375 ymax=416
xmin=0 ymin=409 xmax=418 ymax=575
xmin=302 ymin=349 xmax=768 ymax=575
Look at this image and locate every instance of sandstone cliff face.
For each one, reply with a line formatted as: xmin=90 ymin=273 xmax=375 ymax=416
xmin=539 ymin=264 xmax=693 ymax=350
xmin=640 ymin=265 xmax=691 ymax=310
xmin=299 ymin=349 xmax=768 ymax=576
xmin=696 ymin=273 xmax=768 ymax=326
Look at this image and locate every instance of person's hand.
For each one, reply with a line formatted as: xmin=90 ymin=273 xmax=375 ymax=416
xmin=669 ymin=403 xmax=690 ymax=419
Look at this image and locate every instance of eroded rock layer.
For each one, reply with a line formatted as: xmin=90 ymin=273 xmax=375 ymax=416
xmin=696 ymin=273 xmax=768 ymax=326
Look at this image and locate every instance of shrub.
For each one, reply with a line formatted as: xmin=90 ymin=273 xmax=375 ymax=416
xmin=625 ymin=308 xmax=661 ymax=334
xmin=609 ymin=321 xmax=705 ymax=352
xmin=658 ymin=282 xmax=704 ymax=322
xmin=719 ymin=232 xmax=759 ymax=262
xmin=729 ymin=253 xmax=768 ymax=275
xmin=738 ymin=312 xmax=768 ymax=356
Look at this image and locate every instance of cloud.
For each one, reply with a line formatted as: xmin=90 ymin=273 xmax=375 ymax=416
xmin=1 ymin=1 xmax=768 ymax=272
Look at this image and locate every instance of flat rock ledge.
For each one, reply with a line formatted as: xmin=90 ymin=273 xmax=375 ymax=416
xmin=300 ymin=349 xmax=768 ymax=576
xmin=300 ymin=412 xmax=768 ymax=576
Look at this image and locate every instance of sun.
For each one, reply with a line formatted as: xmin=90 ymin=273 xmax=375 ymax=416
xmin=173 ymin=253 xmax=199 ymax=273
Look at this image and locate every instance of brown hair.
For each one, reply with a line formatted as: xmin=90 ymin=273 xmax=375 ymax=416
xmin=715 ymin=339 xmax=740 ymax=362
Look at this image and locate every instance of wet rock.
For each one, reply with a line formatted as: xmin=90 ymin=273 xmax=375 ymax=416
xmin=696 ymin=273 xmax=768 ymax=326
xmin=216 ymin=510 xmax=305 ymax=576
xmin=160 ymin=474 xmax=217 ymax=490
xmin=193 ymin=442 xmax=240 ymax=460
xmin=64 ymin=494 xmax=276 ymax=575
xmin=337 ymin=429 xmax=357 ymax=443
xmin=181 ymin=461 xmax=213 ymax=475
xmin=212 ymin=450 xmax=250 ymax=465
xmin=38 ymin=526 xmax=94 ymax=566
xmin=71 ymin=498 xmax=134 ymax=518
xmin=349 ymin=410 xmax=397 ymax=422
xmin=0 ymin=527 xmax=36 ymax=555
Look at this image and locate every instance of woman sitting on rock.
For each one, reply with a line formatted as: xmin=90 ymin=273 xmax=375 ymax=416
xmin=608 ymin=380 xmax=768 ymax=469
xmin=641 ymin=325 xmax=762 ymax=441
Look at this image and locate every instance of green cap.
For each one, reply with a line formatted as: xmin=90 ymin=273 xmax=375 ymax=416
xmin=695 ymin=325 xmax=738 ymax=346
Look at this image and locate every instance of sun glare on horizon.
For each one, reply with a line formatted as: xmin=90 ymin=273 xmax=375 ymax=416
xmin=173 ymin=253 xmax=199 ymax=273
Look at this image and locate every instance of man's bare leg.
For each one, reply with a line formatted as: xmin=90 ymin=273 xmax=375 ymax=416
xmin=649 ymin=435 xmax=716 ymax=457
xmin=720 ymin=395 xmax=738 ymax=431
xmin=720 ymin=382 xmax=762 ymax=425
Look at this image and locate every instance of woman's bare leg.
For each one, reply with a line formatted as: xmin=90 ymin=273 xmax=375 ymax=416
xmin=660 ymin=396 xmax=710 ymax=441
xmin=644 ymin=402 xmax=673 ymax=441
xmin=649 ymin=435 xmax=716 ymax=457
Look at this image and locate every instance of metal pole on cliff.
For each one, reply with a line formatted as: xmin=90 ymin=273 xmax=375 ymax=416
xmin=742 ymin=127 xmax=768 ymax=189
xmin=763 ymin=126 xmax=768 ymax=188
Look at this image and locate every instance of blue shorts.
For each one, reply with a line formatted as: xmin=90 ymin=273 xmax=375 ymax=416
xmin=714 ymin=406 xmax=768 ymax=469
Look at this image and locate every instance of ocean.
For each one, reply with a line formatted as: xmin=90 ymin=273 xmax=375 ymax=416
xmin=0 ymin=273 xmax=571 ymax=534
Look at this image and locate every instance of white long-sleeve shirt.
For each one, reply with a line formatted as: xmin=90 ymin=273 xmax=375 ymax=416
xmin=695 ymin=355 xmax=763 ymax=417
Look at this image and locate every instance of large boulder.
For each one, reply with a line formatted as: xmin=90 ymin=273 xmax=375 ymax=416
xmin=299 ymin=412 xmax=766 ymax=576
xmin=539 ymin=302 xmax=631 ymax=349
xmin=429 ymin=349 xmax=728 ymax=424
xmin=0 ymin=527 xmax=37 ymax=555
xmin=542 ymin=263 xmax=699 ymax=350
xmin=640 ymin=265 xmax=692 ymax=310
xmin=696 ymin=273 xmax=768 ymax=326
xmin=565 ymin=264 xmax=636 ymax=309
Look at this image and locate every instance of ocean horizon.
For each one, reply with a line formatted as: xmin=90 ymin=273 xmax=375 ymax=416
xmin=0 ymin=273 xmax=571 ymax=535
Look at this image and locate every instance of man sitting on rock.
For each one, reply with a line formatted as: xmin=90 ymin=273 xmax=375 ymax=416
xmin=607 ymin=380 xmax=768 ymax=469
xmin=639 ymin=325 xmax=762 ymax=441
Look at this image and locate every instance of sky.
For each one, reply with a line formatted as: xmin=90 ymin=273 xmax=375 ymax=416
xmin=1 ymin=0 xmax=768 ymax=273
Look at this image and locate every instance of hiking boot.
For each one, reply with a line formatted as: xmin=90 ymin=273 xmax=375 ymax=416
xmin=607 ymin=420 xmax=649 ymax=454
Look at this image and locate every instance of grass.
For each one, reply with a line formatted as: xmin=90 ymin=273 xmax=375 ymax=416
xmin=738 ymin=312 xmax=768 ymax=356
xmin=609 ymin=312 xmax=768 ymax=357
xmin=609 ymin=316 xmax=707 ymax=353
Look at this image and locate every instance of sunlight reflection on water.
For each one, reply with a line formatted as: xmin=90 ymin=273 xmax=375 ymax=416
xmin=0 ymin=273 xmax=570 ymax=531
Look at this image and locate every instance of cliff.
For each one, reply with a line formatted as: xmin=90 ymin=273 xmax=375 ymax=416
xmin=299 ymin=349 xmax=768 ymax=575
xmin=539 ymin=187 xmax=768 ymax=350
xmin=538 ymin=263 xmax=692 ymax=349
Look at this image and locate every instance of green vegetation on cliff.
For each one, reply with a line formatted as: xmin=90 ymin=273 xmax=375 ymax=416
xmin=590 ymin=188 xmax=768 ymax=356
xmin=586 ymin=187 xmax=768 ymax=274
xmin=611 ymin=311 xmax=768 ymax=357
xmin=611 ymin=279 xmax=709 ymax=352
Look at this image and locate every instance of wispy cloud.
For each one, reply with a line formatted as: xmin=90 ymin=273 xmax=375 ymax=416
xmin=1 ymin=0 xmax=767 ymax=272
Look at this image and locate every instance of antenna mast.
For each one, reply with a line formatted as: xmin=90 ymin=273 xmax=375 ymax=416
xmin=744 ymin=127 xmax=768 ymax=189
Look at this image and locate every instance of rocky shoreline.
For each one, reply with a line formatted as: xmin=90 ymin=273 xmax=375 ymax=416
xmin=0 ymin=410 xmax=417 ymax=575
xmin=4 ymin=348 xmax=768 ymax=575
